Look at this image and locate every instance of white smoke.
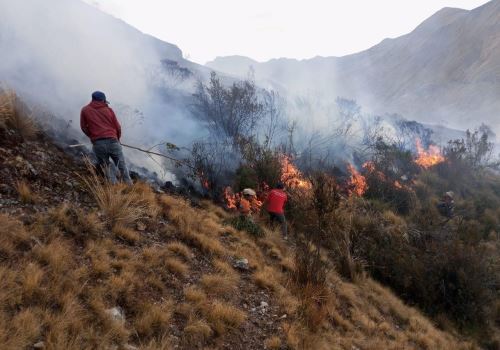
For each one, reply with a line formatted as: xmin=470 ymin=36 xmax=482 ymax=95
xmin=0 ymin=0 xmax=209 ymax=181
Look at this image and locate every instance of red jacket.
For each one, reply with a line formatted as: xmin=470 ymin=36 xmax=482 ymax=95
xmin=80 ymin=101 xmax=121 ymax=142
xmin=266 ymin=189 xmax=287 ymax=214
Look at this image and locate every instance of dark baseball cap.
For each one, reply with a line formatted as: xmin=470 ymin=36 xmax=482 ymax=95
xmin=91 ymin=91 xmax=109 ymax=104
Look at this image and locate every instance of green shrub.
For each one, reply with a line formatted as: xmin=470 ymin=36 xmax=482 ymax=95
xmin=225 ymin=216 xmax=264 ymax=237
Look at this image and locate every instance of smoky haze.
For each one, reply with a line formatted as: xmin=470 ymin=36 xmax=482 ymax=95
xmin=0 ymin=0 xmax=208 ymax=180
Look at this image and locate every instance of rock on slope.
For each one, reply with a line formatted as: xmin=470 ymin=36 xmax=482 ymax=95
xmin=0 ymin=94 xmax=477 ymax=349
xmin=207 ymin=0 xmax=500 ymax=134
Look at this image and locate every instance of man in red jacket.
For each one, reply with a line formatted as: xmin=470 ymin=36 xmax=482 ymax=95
xmin=266 ymin=182 xmax=288 ymax=238
xmin=80 ymin=91 xmax=132 ymax=185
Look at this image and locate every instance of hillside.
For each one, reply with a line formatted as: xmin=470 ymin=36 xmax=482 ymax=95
xmin=207 ymin=0 xmax=500 ymax=134
xmin=0 ymin=95 xmax=479 ymax=348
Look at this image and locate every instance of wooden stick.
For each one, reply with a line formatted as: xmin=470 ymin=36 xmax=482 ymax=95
xmin=120 ymin=142 xmax=195 ymax=170
xmin=68 ymin=142 xmax=195 ymax=170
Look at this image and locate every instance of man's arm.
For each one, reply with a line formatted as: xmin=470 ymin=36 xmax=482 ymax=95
xmin=110 ymin=109 xmax=121 ymax=140
xmin=80 ymin=110 xmax=90 ymax=137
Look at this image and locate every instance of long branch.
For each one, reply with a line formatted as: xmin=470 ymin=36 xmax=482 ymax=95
xmin=120 ymin=143 xmax=195 ymax=170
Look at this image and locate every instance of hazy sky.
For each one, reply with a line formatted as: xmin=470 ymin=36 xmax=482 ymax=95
xmin=83 ymin=0 xmax=489 ymax=64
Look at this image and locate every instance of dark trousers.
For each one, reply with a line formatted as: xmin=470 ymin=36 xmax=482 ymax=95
xmin=92 ymin=138 xmax=132 ymax=185
xmin=269 ymin=212 xmax=287 ymax=237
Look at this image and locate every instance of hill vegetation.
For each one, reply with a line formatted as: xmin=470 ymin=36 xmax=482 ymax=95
xmin=0 ymin=92 xmax=488 ymax=349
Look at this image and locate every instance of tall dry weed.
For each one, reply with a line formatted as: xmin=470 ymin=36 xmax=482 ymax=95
xmin=0 ymin=90 xmax=38 ymax=140
xmin=81 ymin=159 xmax=158 ymax=227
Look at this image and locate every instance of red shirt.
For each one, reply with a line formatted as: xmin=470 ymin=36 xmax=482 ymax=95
xmin=266 ymin=189 xmax=287 ymax=214
xmin=80 ymin=101 xmax=121 ymax=142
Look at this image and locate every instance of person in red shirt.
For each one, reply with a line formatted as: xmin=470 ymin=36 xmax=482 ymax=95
xmin=266 ymin=182 xmax=288 ymax=238
xmin=80 ymin=91 xmax=132 ymax=185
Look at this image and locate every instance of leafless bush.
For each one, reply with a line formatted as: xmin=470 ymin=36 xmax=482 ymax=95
xmin=191 ymin=71 xmax=264 ymax=143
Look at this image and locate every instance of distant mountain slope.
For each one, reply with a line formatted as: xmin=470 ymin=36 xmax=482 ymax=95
xmin=207 ymin=0 xmax=500 ymax=134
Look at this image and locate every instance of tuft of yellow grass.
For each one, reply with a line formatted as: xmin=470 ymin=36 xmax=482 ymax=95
xmin=0 ymin=214 xmax=31 ymax=257
xmin=200 ymin=274 xmax=237 ymax=298
xmin=165 ymin=257 xmax=189 ymax=278
xmin=81 ymin=160 xmax=159 ymax=228
xmin=264 ymin=335 xmax=282 ymax=349
xmin=254 ymin=266 xmax=281 ymax=292
xmin=0 ymin=91 xmax=38 ymax=140
xmin=135 ymin=300 xmax=173 ymax=337
xmin=183 ymin=318 xmax=213 ymax=345
xmin=112 ymin=224 xmax=141 ymax=244
xmin=165 ymin=241 xmax=193 ymax=260
xmin=205 ymin=300 xmax=246 ymax=335
xmin=184 ymin=287 xmax=207 ymax=305
xmin=15 ymin=180 xmax=39 ymax=204
xmin=33 ymin=239 xmax=72 ymax=274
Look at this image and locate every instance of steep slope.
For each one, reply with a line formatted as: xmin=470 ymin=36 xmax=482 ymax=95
xmin=207 ymin=0 xmax=500 ymax=134
xmin=0 ymin=94 xmax=478 ymax=349
xmin=0 ymin=0 xmax=212 ymax=163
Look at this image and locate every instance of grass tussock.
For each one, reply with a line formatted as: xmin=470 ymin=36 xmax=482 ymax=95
xmin=264 ymin=336 xmax=282 ymax=349
xmin=183 ymin=318 xmax=213 ymax=345
xmin=82 ymin=161 xmax=159 ymax=228
xmin=205 ymin=300 xmax=246 ymax=335
xmin=0 ymin=90 xmax=38 ymax=140
xmin=200 ymin=273 xmax=238 ymax=298
xmin=15 ymin=180 xmax=39 ymax=204
xmin=165 ymin=257 xmax=189 ymax=278
xmin=112 ymin=224 xmax=141 ymax=244
xmin=165 ymin=241 xmax=193 ymax=260
xmin=0 ymin=214 xmax=31 ymax=257
xmin=135 ymin=300 xmax=174 ymax=337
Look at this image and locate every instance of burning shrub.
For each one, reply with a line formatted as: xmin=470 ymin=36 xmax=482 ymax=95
xmin=362 ymin=141 xmax=420 ymax=214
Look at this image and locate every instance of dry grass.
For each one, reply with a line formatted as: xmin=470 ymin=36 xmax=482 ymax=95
xmin=15 ymin=180 xmax=39 ymax=204
xmin=254 ymin=266 xmax=281 ymax=292
xmin=264 ymin=335 xmax=282 ymax=349
xmin=112 ymin=224 xmax=141 ymax=244
xmin=184 ymin=287 xmax=208 ymax=305
xmin=183 ymin=318 xmax=213 ymax=345
xmin=205 ymin=300 xmax=246 ymax=335
xmin=165 ymin=241 xmax=193 ymax=260
xmin=165 ymin=257 xmax=189 ymax=278
xmin=200 ymin=273 xmax=238 ymax=298
xmin=0 ymin=214 xmax=31 ymax=257
xmin=0 ymin=90 xmax=38 ymax=140
xmin=81 ymin=162 xmax=159 ymax=228
xmin=135 ymin=300 xmax=174 ymax=337
xmin=0 ymin=179 xmax=478 ymax=350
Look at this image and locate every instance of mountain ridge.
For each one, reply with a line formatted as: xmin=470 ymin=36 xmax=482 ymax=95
xmin=207 ymin=0 xmax=500 ymax=134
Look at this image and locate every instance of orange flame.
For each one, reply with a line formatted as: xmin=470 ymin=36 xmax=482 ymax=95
xmin=347 ymin=164 xmax=368 ymax=196
xmin=280 ymin=155 xmax=311 ymax=189
xmin=223 ymin=186 xmax=237 ymax=210
xmin=415 ymin=139 xmax=444 ymax=169
xmin=222 ymin=186 xmax=263 ymax=213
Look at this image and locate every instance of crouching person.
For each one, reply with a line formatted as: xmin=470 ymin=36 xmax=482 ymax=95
xmin=80 ymin=91 xmax=132 ymax=185
xmin=239 ymin=188 xmax=257 ymax=219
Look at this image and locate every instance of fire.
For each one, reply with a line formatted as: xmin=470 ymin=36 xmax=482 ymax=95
xmin=280 ymin=155 xmax=311 ymax=189
xmin=223 ymin=186 xmax=238 ymax=210
xmin=347 ymin=164 xmax=368 ymax=196
xmin=222 ymin=186 xmax=263 ymax=213
xmin=250 ymin=197 xmax=263 ymax=212
xmin=415 ymin=139 xmax=444 ymax=169
xmin=198 ymin=170 xmax=210 ymax=190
